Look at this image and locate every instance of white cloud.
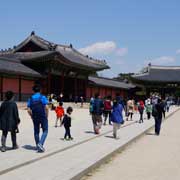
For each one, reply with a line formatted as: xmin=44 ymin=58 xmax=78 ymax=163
xmin=146 ymin=56 xmax=175 ymax=65
xmin=176 ymin=49 xmax=180 ymax=54
xmin=79 ymin=41 xmax=128 ymax=57
xmin=116 ymin=48 xmax=128 ymax=56
xmin=79 ymin=41 xmax=116 ymax=55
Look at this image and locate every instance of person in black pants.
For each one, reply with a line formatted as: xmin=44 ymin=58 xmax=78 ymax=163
xmin=0 ymin=91 xmax=20 ymax=152
xmin=61 ymin=107 xmax=73 ymax=140
xmin=154 ymin=99 xmax=165 ymax=135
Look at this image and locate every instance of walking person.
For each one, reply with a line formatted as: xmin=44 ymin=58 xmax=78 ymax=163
xmin=55 ymin=102 xmax=64 ymax=127
xmin=152 ymin=98 xmax=166 ymax=135
xmin=166 ymin=98 xmax=171 ymax=112
xmin=111 ymin=100 xmax=124 ymax=139
xmin=0 ymin=91 xmax=20 ymax=152
xmin=91 ymin=93 xmax=104 ymax=134
xmin=61 ymin=107 xmax=73 ymax=140
xmin=145 ymin=101 xmax=152 ymax=120
xmin=138 ymin=100 xmax=145 ymax=123
xmin=27 ymin=85 xmax=49 ymax=153
xmin=126 ymin=99 xmax=134 ymax=121
xmin=80 ymin=96 xmax=84 ymax=108
xmin=57 ymin=93 xmax=64 ymax=104
xmin=103 ymin=96 xmax=112 ymax=125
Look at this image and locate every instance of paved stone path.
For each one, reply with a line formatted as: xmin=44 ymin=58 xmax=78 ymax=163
xmin=0 ymin=106 xmax=178 ymax=180
xmin=84 ymin=107 xmax=180 ymax=180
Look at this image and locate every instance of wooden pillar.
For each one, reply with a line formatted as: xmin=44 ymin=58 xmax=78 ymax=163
xmin=90 ymin=87 xmax=93 ymax=98
xmin=0 ymin=76 xmax=3 ymax=101
xmin=18 ymin=76 xmax=22 ymax=101
xmin=74 ymin=77 xmax=77 ymax=97
xmin=60 ymin=71 xmax=64 ymax=94
xmin=84 ymin=77 xmax=88 ymax=99
xmin=105 ymin=88 xmax=107 ymax=97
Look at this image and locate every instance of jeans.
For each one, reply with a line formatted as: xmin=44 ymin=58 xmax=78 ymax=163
xmin=64 ymin=127 xmax=71 ymax=139
xmin=155 ymin=117 xmax=162 ymax=135
xmin=33 ymin=118 xmax=48 ymax=146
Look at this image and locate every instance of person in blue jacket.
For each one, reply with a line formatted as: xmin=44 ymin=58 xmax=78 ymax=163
xmin=111 ymin=100 xmax=124 ymax=139
xmin=27 ymin=85 xmax=49 ymax=153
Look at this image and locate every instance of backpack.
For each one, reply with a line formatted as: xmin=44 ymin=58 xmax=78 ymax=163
xmin=89 ymin=100 xmax=94 ymax=113
xmin=104 ymin=100 xmax=111 ymax=111
xmin=93 ymin=99 xmax=104 ymax=115
xmin=30 ymin=95 xmax=46 ymax=119
xmin=152 ymin=105 xmax=158 ymax=117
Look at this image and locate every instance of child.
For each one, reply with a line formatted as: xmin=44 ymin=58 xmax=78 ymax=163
xmin=55 ymin=102 xmax=64 ymax=127
xmin=111 ymin=100 xmax=124 ymax=139
xmin=0 ymin=91 xmax=20 ymax=152
xmin=61 ymin=106 xmax=73 ymax=140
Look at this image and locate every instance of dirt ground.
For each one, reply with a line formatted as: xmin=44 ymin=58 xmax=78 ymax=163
xmin=84 ymin=109 xmax=180 ymax=180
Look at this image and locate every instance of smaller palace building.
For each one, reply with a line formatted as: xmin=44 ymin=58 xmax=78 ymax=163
xmin=0 ymin=32 xmax=135 ymax=101
xmin=131 ymin=64 xmax=180 ymax=97
xmin=87 ymin=76 xmax=135 ymax=99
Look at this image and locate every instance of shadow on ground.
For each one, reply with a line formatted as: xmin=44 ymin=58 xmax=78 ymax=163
xmin=22 ymin=145 xmax=37 ymax=151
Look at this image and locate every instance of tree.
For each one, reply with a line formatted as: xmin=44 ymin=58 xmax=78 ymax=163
xmin=114 ymin=73 xmax=134 ymax=82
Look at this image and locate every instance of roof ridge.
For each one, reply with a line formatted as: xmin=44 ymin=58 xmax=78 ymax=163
xmin=150 ymin=65 xmax=180 ymax=70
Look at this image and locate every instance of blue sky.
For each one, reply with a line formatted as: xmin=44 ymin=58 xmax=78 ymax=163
xmin=1 ymin=0 xmax=180 ymax=77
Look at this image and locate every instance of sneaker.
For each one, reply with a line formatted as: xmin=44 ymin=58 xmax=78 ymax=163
xmin=12 ymin=145 xmax=19 ymax=150
xmin=1 ymin=146 xmax=6 ymax=152
xmin=37 ymin=143 xmax=45 ymax=153
xmin=70 ymin=137 xmax=74 ymax=140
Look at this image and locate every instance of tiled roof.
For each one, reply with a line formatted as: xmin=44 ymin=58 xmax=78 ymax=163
xmin=0 ymin=32 xmax=109 ymax=71
xmin=0 ymin=51 xmax=56 ymax=61
xmin=56 ymin=46 xmax=109 ymax=70
xmin=89 ymin=76 xmax=136 ymax=89
xmin=132 ymin=65 xmax=180 ymax=82
xmin=0 ymin=57 xmax=41 ymax=77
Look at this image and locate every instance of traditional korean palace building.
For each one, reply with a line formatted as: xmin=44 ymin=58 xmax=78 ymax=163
xmin=0 ymin=32 xmax=135 ymax=101
xmin=131 ymin=64 xmax=180 ymax=97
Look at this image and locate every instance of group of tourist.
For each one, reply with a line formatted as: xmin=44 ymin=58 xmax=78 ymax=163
xmin=89 ymin=94 xmax=172 ymax=138
xmin=48 ymin=93 xmax=84 ymax=109
xmin=0 ymin=85 xmax=74 ymax=153
xmin=0 ymin=84 xmax=174 ymax=153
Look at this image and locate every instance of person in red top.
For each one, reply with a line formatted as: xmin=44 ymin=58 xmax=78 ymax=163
xmin=103 ymin=96 xmax=112 ymax=125
xmin=55 ymin=102 xmax=65 ymax=127
xmin=138 ymin=100 xmax=145 ymax=123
